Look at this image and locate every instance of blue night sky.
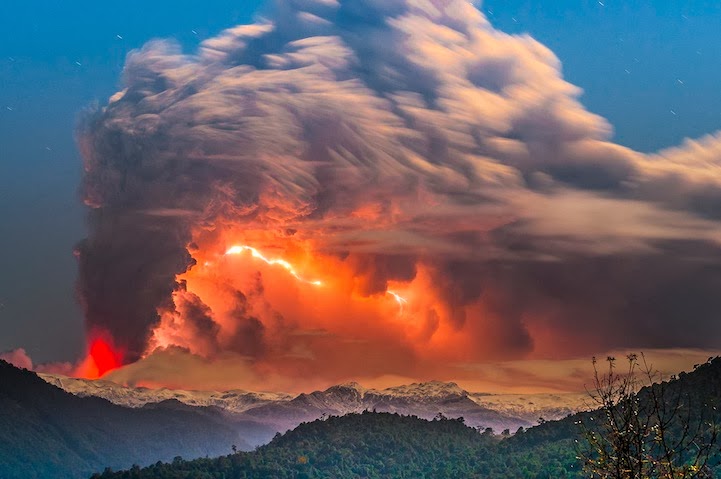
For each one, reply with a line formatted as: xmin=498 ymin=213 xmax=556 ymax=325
xmin=1 ymin=0 xmax=721 ymax=364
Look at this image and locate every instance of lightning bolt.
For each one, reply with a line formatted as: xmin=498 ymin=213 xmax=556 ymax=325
xmin=387 ymin=290 xmax=408 ymax=314
xmin=225 ymin=245 xmax=324 ymax=286
xmin=223 ymin=245 xmax=408 ymax=312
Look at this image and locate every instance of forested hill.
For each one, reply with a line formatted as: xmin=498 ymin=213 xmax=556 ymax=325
xmin=92 ymin=411 xmax=580 ymax=479
xmin=0 ymin=360 xmax=249 ymax=479
xmin=94 ymin=357 xmax=721 ymax=479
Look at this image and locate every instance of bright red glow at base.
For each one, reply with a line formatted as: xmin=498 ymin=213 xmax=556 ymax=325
xmin=76 ymin=336 xmax=123 ymax=379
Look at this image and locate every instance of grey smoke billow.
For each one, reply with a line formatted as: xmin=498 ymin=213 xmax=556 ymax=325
xmin=78 ymin=0 xmax=721 ymax=363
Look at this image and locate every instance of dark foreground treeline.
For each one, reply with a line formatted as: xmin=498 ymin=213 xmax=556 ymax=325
xmin=93 ymin=358 xmax=721 ymax=479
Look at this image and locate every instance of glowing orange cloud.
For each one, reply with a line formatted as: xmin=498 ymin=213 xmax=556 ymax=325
xmin=144 ymin=234 xmax=426 ymax=372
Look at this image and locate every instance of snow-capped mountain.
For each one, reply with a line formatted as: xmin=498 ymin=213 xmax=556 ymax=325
xmin=469 ymin=391 xmax=587 ymax=424
xmin=40 ymin=374 xmax=293 ymax=413
xmin=40 ymin=374 xmax=587 ymax=439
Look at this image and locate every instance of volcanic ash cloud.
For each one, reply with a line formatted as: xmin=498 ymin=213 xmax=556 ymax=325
xmin=77 ymin=0 xmax=721 ymax=386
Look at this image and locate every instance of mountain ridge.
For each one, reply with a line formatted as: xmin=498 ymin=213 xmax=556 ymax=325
xmin=41 ymin=373 xmax=587 ymax=434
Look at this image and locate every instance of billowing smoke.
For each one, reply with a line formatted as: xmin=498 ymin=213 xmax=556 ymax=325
xmin=0 ymin=349 xmax=33 ymax=370
xmin=77 ymin=0 xmax=721 ymax=384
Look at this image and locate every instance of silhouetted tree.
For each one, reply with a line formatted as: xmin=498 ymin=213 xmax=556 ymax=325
xmin=580 ymin=354 xmax=717 ymax=479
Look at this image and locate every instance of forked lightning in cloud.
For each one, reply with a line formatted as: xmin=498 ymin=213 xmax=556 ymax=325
xmin=224 ymin=245 xmax=408 ymax=311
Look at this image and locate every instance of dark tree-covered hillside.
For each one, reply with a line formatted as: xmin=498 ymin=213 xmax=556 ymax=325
xmin=0 ymin=360 xmax=250 ymax=479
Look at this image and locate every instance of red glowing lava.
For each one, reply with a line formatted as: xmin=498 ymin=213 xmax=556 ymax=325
xmin=76 ymin=336 xmax=123 ymax=379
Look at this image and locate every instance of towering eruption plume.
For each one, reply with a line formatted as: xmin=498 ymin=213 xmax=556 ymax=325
xmin=78 ymin=0 xmax=721 ymax=385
